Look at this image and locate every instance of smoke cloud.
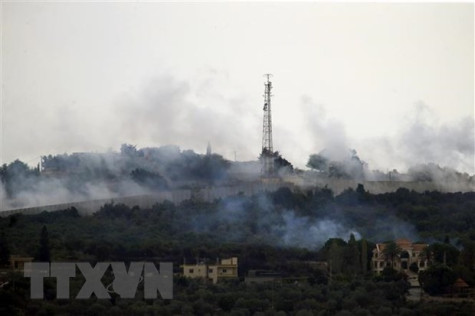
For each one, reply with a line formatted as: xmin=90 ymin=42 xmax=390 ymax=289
xmin=117 ymin=72 xmax=260 ymax=161
xmin=397 ymin=102 xmax=474 ymax=173
xmin=183 ymin=192 xmax=420 ymax=249
xmin=301 ymin=97 xmax=474 ymax=175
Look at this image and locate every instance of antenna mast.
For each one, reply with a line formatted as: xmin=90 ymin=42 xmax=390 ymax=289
xmin=261 ymin=74 xmax=274 ymax=176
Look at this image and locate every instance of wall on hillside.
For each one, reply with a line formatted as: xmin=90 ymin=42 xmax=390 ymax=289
xmin=0 ymin=179 xmax=472 ymax=217
xmin=286 ymin=176 xmax=474 ymax=195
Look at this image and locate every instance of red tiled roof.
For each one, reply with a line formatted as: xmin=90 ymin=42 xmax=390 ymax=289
xmin=453 ymin=278 xmax=469 ymax=288
xmin=396 ymin=238 xmax=411 ymax=245
xmin=413 ymin=243 xmax=428 ymax=251
xmin=374 ymin=240 xmax=428 ymax=253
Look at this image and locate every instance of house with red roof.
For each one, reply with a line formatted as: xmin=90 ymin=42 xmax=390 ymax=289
xmin=372 ymin=239 xmax=429 ymax=274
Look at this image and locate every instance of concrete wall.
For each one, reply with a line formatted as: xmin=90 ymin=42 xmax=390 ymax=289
xmin=289 ymin=177 xmax=474 ymax=195
xmin=0 ymin=182 xmax=288 ymax=217
xmin=1 ymin=179 xmax=472 ymax=217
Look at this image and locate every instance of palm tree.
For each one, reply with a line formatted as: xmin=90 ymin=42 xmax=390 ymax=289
xmin=382 ymin=241 xmax=402 ymax=269
xmin=420 ymin=245 xmax=432 ymax=267
xmin=38 ymin=225 xmax=50 ymax=262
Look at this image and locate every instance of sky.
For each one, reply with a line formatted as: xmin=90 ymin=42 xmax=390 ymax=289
xmin=1 ymin=1 xmax=474 ymax=174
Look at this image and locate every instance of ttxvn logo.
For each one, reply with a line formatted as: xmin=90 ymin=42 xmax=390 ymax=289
xmin=24 ymin=262 xmax=173 ymax=299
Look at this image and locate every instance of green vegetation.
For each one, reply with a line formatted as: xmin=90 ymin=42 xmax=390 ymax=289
xmin=0 ymin=188 xmax=474 ymax=314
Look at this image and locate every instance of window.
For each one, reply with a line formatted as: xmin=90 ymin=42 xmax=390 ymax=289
xmin=189 ymin=269 xmax=194 ymax=274
xmin=419 ymin=261 xmax=425 ymax=268
xmin=208 ymin=269 xmax=213 ymax=273
xmin=222 ymin=269 xmax=227 ymax=273
xmin=400 ymin=251 xmax=410 ymax=259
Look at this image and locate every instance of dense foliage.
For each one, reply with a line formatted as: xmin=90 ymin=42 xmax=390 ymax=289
xmin=0 ymin=188 xmax=474 ymax=314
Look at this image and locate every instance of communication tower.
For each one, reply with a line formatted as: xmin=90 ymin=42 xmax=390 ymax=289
xmin=261 ymin=74 xmax=274 ymax=176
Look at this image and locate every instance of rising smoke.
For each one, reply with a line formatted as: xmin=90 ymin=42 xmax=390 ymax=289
xmin=0 ymin=144 xmax=231 ymax=211
xmin=1 ymin=74 xmax=473 ymax=249
xmin=117 ymin=73 xmax=259 ymax=162
xmin=180 ymin=190 xmax=419 ymax=249
xmin=300 ymin=96 xmax=474 ymax=177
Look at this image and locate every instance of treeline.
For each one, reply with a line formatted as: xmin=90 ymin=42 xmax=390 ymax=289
xmin=0 ymin=145 xmax=233 ymax=208
xmin=1 ymin=187 xmax=475 ymax=262
xmin=5 ymin=271 xmax=470 ymax=316
xmin=306 ymin=148 xmax=474 ymax=183
xmin=1 ymin=144 xmax=299 ymax=207
xmin=1 ymin=144 xmax=230 ymax=195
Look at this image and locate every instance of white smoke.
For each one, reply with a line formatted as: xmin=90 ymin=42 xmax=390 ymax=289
xmin=278 ymin=213 xmax=361 ymax=249
xmin=0 ymin=183 xmax=8 ymax=211
xmin=301 ymin=97 xmax=474 ymax=175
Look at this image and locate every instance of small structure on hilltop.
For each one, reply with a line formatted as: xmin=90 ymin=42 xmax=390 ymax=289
xmin=372 ymin=239 xmax=429 ymax=274
xmin=182 ymin=257 xmax=238 ymax=284
xmin=206 ymin=142 xmax=212 ymax=156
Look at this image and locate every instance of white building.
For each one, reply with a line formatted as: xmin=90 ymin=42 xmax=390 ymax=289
xmin=372 ymin=239 xmax=429 ymax=274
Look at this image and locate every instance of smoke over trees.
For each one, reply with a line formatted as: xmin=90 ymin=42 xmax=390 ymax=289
xmin=0 ymin=160 xmax=40 ymax=198
xmin=0 ymin=140 xmax=473 ymax=214
xmin=0 ymin=144 xmax=233 ymax=210
xmin=306 ymin=147 xmax=474 ymax=187
xmin=307 ymin=149 xmax=368 ymax=180
xmin=259 ymin=150 xmax=294 ymax=175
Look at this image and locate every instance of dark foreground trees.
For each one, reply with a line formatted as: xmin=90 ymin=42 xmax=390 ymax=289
xmin=419 ymin=265 xmax=458 ymax=296
xmin=0 ymin=189 xmax=474 ymax=314
xmin=37 ymin=225 xmax=50 ymax=262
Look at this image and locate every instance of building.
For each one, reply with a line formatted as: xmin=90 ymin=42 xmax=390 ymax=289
xmin=9 ymin=255 xmax=34 ymax=271
xmin=182 ymin=257 xmax=238 ymax=284
xmin=450 ymin=278 xmax=470 ymax=296
xmin=372 ymin=239 xmax=429 ymax=274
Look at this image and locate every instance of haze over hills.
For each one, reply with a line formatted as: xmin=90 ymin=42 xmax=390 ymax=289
xmin=1 ymin=4 xmax=474 ymax=315
xmin=0 ymin=144 xmax=473 ymax=213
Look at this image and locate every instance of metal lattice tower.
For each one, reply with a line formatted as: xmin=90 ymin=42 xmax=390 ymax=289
xmin=261 ymin=74 xmax=274 ymax=176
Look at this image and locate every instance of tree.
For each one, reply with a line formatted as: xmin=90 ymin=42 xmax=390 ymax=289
xmin=344 ymin=234 xmax=360 ymax=275
xmin=328 ymin=162 xmax=350 ymax=179
xmin=120 ymin=144 xmax=138 ymax=157
xmin=419 ymin=264 xmax=457 ymax=296
xmin=459 ymin=239 xmax=475 ymax=271
xmin=380 ymin=266 xmax=405 ymax=282
xmin=130 ymin=168 xmax=168 ymax=189
xmin=360 ymin=239 xmax=368 ymax=273
xmin=382 ymin=241 xmax=402 ymax=269
xmin=274 ymin=154 xmax=294 ymax=173
xmin=429 ymin=243 xmax=459 ymax=267
xmin=37 ymin=225 xmax=50 ymax=262
xmin=306 ymin=154 xmax=328 ymax=172
xmin=0 ymin=164 xmax=6 ymax=183
xmin=0 ymin=231 xmax=10 ymax=266
xmin=3 ymin=159 xmax=38 ymax=197
xmin=260 ymin=150 xmax=293 ymax=174
xmin=328 ymin=239 xmax=345 ymax=275
xmin=420 ymin=246 xmax=433 ymax=266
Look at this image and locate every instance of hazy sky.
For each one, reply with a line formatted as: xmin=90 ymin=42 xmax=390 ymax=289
xmin=1 ymin=2 xmax=474 ymax=173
